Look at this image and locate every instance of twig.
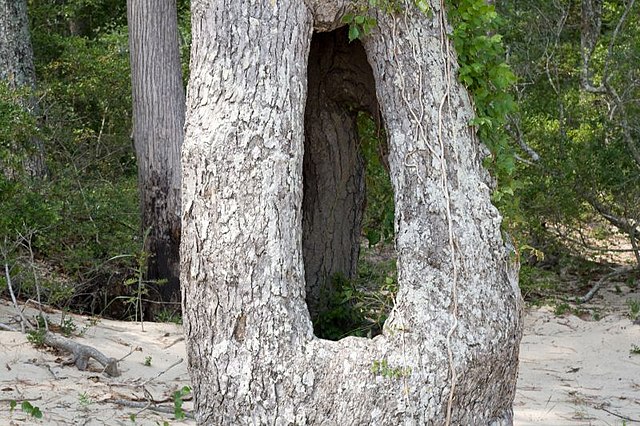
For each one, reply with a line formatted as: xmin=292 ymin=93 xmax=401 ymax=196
xmin=139 ymin=357 xmax=183 ymax=387
xmin=598 ymin=405 xmax=640 ymax=423
xmin=18 ymin=230 xmax=48 ymax=331
xmin=0 ymin=322 xmax=18 ymax=332
xmin=3 ymin=257 xmax=30 ymax=333
xmin=105 ymin=398 xmax=194 ymax=419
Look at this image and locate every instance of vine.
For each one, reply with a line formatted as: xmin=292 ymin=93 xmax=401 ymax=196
xmin=444 ymin=0 xmax=518 ymax=216
xmin=344 ymin=0 xmax=517 ymax=423
xmin=344 ymin=0 xmax=518 ymax=218
xmin=342 ymin=0 xmax=430 ymax=41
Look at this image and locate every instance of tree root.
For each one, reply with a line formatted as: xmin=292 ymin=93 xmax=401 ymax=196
xmin=42 ymin=331 xmax=120 ymax=377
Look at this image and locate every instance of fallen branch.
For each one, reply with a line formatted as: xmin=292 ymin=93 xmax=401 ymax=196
xmin=42 ymin=332 xmax=120 ymax=377
xmin=573 ymin=266 xmax=632 ymax=304
xmin=105 ymin=398 xmax=194 ymax=419
xmin=0 ymin=322 xmax=18 ymax=332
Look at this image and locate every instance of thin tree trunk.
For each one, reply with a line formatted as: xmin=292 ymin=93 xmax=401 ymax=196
xmin=303 ymin=29 xmax=380 ymax=318
xmin=0 ymin=0 xmax=47 ymax=178
xmin=127 ymin=0 xmax=185 ymax=303
xmin=182 ymin=1 xmax=522 ymax=424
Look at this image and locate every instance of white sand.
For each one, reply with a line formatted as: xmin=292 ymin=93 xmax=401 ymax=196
xmin=0 ymin=293 xmax=638 ymax=425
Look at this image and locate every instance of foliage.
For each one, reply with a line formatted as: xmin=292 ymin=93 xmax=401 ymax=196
xmin=172 ymin=386 xmax=191 ymax=420
xmin=358 ymin=113 xmax=395 ymax=246
xmin=314 ymin=255 xmax=397 ymax=340
xmin=0 ymin=1 xmax=144 ymax=318
xmin=446 ymin=0 xmax=519 ymax=216
xmin=370 ymin=358 xmax=412 ymax=378
xmin=499 ymin=0 xmax=640 ymax=261
xmin=518 ymin=265 xmax=560 ymax=303
xmin=10 ymin=400 xmax=43 ymax=419
xmin=628 ymin=298 xmax=640 ymax=321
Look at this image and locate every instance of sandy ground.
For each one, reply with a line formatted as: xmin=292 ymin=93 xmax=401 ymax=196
xmin=0 ymin=289 xmax=639 ymax=425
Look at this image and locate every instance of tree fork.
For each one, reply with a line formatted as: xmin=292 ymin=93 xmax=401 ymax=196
xmin=182 ymin=1 xmax=522 ymax=423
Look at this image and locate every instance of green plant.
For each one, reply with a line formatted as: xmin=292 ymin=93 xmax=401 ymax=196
xmin=10 ymin=400 xmax=43 ymax=419
xmin=60 ymin=316 xmax=77 ymax=337
xmin=554 ymin=302 xmax=571 ymax=316
xmin=313 ymin=254 xmax=398 ymax=341
xmin=370 ymin=358 xmax=412 ymax=379
xmin=173 ymin=386 xmax=191 ymax=420
xmin=342 ymin=0 xmax=406 ymax=42
xmin=630 ymin=344 xmax=640 ymax=355
xmin=446 ymin=0 xmax=518 ymax=216
xmin=27 ymin=329 xmax=46 ymax=347
xmin=313 ymin=274 xmax=369 ymax=340
xmin=78 ymin=392 xmax=93 ymax=408
xmin=144 ymin=356 xmax=152 ymax=367
xmin=627 ymin=298 xmax=640 ymax=321
xmin=518 ymin=265 xmax=559 ymax=303
xmin=154 ymin=309 xmax=182 ymax=324
xmin=357 ymin=113 xmax=395 ymax=246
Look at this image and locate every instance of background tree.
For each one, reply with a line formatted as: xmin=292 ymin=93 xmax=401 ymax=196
xmin=127 ymin=0 xmax=186 ymax=304
xmin=499 ymin=0 xmax=640 ymax=268
xmin=0 ymin=0 xmax=46 ymax=177
xmin=181 ymin=0 xmax=522 ymax=423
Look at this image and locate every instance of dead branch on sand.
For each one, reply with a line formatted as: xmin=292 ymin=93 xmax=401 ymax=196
xmin=42 ymin=331 xmax=120 ymax=377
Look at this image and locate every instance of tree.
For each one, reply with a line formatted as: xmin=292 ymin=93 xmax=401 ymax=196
xmin=302 ymin=29 xmax=379 ymax=319
xmin=499 ymin=0 xmax=640 ymax=265
xmin=0 ymin=0 xmax=46 ymax=177
xmin=181 ymin=0 xmax=522 ymax=423
xmin=127 ymin=0 xmax=185 ymax=303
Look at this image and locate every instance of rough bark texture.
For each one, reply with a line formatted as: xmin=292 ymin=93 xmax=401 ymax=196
xmin=0 ymin=0 xmax=47 ymax=177
xmin=302 ymin=29 xmax=379 ymax=318
xmin=127 ymin=0 xmax=185 ymax=303
xmin=0 ymin=0 xmax=36 ymax=88
xmin=182 ymin=0 xmax=523 ymax=424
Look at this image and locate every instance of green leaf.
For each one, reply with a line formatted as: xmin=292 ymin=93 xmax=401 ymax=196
xmin=31 ymin=407 xmax=43 ymax=419
xmin=415 ymin=0 xmax=430 ymax=14
xmin=341 ymin=14 xmax=354 ymax=24
xmin=348 ymin=25 xmax=360 ymax=42
xmin=366 ymin=229 xmax=381 ymax=246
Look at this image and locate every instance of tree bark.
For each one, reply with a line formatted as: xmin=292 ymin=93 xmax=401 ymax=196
xmin=302 ymin=29 xmax=380 ymax=318
xmin=127 ymin=0 xmax=185 ymax=303
xmin=0 ymin=0 xmax=47 ymax=178
xmin=182 ymin=0 xmax=522 ymax=424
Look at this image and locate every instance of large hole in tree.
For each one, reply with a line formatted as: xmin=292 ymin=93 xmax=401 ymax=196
xmin=302 ymin=28 xmax=396 ymax=341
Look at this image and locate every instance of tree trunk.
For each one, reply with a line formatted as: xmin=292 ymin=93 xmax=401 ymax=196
xmin=127 ymin=0 xmax=185 ymax=303
xmin=302 ymin=29 xmax=380 ymax=319
xmin=182 ymin=0 xmax=523 ymax=424
xmin=0 ymin=0 xmax=47 ymax=178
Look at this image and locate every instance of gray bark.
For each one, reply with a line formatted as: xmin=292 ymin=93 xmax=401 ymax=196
xmin=181 ymin=0 xmax=523 ymax=424
xmin=0 ymin=0 xmax=47 ymax=178
xmin=0 ymin=0 xmax=36 ymax=88
xmin=303 ymin=29 xmax=380 ymax=319
xmin=127 ymin=0 xmax=185 ymax=303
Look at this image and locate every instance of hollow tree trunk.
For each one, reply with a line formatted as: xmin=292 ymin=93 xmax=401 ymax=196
xmin=127 ymin=0 xmax=185 ymax=303
xmin=182 ymin=0 xmax=522 ymax=424
xmin=302 ymin=29 xmax=380 ymax=318
xmin=0 ymin=0 xmax=47 ymax=178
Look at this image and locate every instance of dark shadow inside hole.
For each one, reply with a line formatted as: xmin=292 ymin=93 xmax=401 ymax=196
xmin=302 ymin=27 xmax=396 ymax=341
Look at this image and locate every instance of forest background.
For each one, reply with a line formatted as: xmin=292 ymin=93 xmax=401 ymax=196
xmin=1 ymin=0 xmax=639 ymax=337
